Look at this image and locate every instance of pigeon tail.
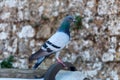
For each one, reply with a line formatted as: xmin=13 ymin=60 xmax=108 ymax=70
xmin=29 ymin=49 xmax=51 ymax=69
xmin=33 ymin=56 xmax=45 ymax=69
xmin=29 ymin=49 xmax=51 ymax=61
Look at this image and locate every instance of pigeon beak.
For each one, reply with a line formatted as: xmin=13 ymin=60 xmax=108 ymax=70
xmin=73 ymin=19 xmax=76 ymax=22
xmin=70 ymin=19 xmax=76 ymax=26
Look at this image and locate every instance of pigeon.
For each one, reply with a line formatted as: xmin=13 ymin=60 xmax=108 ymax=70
xmin=29 ymin=15 xmax=76 ymax=69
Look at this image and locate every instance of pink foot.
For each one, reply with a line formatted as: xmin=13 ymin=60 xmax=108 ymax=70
xmin=56 ymin=58 xmax=66 ymax=67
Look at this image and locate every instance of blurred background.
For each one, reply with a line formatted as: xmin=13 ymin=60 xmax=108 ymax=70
xmin=0 ymin=0 xmax=120 ymax=79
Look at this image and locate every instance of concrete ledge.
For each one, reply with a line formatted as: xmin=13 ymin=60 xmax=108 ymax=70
xmin=0 ymin=78 xmax=43 ymax=80
xmin=0 ymin=69 xmax=46 ymax=78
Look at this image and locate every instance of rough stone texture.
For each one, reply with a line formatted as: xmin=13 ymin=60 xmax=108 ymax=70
xmin=17 ymin=25 xmax=35 ymax=38
xmin=0 ymin=0 xmax=120 ymax=79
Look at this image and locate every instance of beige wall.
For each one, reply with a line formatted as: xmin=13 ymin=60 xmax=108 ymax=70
xmin=0 ymin=0 xmax=120 ymax=79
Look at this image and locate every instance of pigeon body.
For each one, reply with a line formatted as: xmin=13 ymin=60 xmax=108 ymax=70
xmin=29 ymin=15 xmax=75 ymax=69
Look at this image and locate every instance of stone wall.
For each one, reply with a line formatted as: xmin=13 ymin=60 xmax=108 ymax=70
xmin=0 ymin=0 xmax=120 ymax=79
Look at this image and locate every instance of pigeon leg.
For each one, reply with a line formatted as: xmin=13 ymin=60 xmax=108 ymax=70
xmin=56 ymin=57 xmax=66 ymax=67
xmin=55 ymin=52 xmax=66 ymax=67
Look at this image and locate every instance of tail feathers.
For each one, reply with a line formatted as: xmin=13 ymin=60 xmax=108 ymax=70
xmin=29 ymin=49 xmax=51 ymax=61
xmin=33 ymin=56 xmax=45 ymax=69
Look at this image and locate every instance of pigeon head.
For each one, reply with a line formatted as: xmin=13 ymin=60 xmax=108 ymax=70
xmin=63 ymin=15 xmax=76 ymax=24
xmin=58 ymin=15 xmax=75 ymax=36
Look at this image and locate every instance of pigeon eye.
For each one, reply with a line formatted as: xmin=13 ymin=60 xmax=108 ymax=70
xmin=68 ymin=17 xmax=73 ymax=22
xmin=69 ymin=17 xmax=73 ymax=20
